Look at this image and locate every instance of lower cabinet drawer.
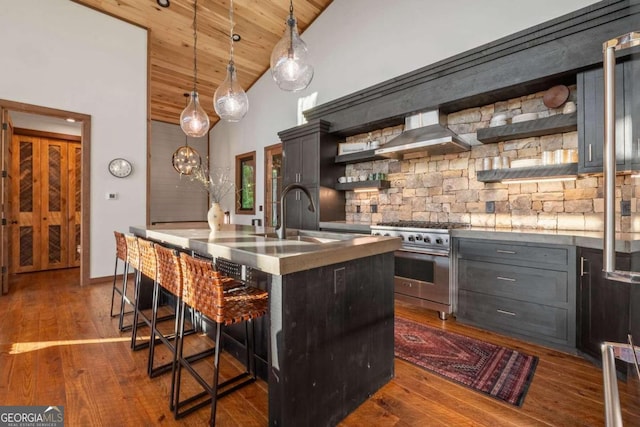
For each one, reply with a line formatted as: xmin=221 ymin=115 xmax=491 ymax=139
xmin=457 ymin=290 xmax=570 ymax=345
xmin=458 ymin=259 xmax=568 ymax=304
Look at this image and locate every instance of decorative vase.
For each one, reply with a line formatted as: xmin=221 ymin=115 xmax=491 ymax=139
xmin=207 ymin=202 xmax=223 ymax=232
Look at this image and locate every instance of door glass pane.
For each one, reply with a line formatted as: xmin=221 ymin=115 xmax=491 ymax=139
xmin=48 ymin=145 xmax=61 ymax=212
xmin=74 ymin=146 xmax=81 ymax=211
xmin=19 ymin=141 xmax=33 ymax=213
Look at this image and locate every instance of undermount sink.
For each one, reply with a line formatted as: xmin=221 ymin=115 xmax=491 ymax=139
xmin=253 ymin=230 xmax=352 ymax=244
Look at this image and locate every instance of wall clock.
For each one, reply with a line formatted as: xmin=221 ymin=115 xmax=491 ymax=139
xmin=108 ymin=158 xmax=132 ymax=178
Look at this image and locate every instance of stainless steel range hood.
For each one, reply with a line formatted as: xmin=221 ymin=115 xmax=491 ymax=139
xmin=375 ymin=110 xmax=470 ymax=159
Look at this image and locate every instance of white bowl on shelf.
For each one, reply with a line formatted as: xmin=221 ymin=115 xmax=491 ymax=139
xmin=510 ymin=158 xmax=542 ymax=168
xmin=511 ymin=113 xmax=538 ymax=123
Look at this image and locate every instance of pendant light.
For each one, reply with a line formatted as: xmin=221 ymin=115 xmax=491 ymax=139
xmin=213 ymin=0 xmax=249 ymax=122
xmin=173 ymin=93 xmax=202 ymax=175
xmin=270 ymin=0 xmax=313 ymax=92
xmin=180 ymin=0 xmax=210 ymax=137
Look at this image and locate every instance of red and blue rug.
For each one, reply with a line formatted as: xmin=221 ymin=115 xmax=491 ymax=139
xmin=395 ymin=316 xmax=538 ymax=406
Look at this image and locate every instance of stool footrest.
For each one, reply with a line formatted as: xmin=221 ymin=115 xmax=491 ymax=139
xmin=174 ymin=371 xmax=255 ymax=420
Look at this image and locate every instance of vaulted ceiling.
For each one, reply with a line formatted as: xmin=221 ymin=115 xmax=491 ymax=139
xmin=72 ymin=0 xmax=333 ymax=126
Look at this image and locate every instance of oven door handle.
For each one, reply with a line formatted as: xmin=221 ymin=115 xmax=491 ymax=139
xmin=396 ymin=249 xmax=449 ymax=257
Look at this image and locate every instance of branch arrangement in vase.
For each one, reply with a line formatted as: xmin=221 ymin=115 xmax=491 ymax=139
xmin=190 ymin=164 xmax=234 ymax=203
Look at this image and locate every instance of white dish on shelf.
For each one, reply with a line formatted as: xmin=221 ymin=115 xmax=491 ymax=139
xmin=511 ymin=113 xmax=538 ymax=123
xmin=510 ymin=158 xmax=542 ymax=168
xmin=338 ymin=142 xmax=367 ymax=155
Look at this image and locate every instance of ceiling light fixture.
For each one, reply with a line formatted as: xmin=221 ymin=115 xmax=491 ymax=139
xmin=213 ymin=0 xmax=249 ymax=122
xmin=180 ymin=0 xmax=210 ymax=137
xmin=173 ymin=93 xmax=202 ymax=175
xmin=270 ymin=0 xmax=313 ymax=92
xmin=156 ymin=0 xmax=170 ymax=7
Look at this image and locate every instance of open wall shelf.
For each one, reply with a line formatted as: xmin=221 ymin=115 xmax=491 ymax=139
xmin=477 ymin=112 xmax=577 ymax=144
xmin=335 ymin=149 xmax=387 ymax=164
xmin=335 ymin=180 xmax=390 ymax=191
xmin=477 ymin=163 xmax=578 ymax=183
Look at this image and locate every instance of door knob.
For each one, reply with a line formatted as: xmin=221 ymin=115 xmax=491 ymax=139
xmin=10 ymin=220 xmax=17 ymax=224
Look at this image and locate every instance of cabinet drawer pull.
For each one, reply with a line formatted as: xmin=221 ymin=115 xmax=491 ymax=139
xmin=496 ymin=276 xmax=516 ymax=282
xmin=588 ymin=143 xmax=592 ymax=162
xmin=402 ymin=282 xmax=413 ymax=288
xmin=496 ymin=309 xmax=516 ymax=316
xmin=496 ymin=249 xmax=516 ymax=254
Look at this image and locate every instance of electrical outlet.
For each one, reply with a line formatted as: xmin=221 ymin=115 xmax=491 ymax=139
xmin=621 ymin=200 xmax=631 ymax=217
xmin=371 ymin=204 xmax=378 ymax=213
xmin=485 ymin=201 xmax=495 ymax=213
xmin=105 ymin=192 xmax=118 ymax=200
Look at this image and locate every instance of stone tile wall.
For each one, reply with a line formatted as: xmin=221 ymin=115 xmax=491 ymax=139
xmin=343 ymin=87 xmax=638 ymax=232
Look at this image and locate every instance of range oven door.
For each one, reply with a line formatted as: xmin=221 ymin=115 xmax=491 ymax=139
xmin=393 ymin=249 xmax=451 ymax=311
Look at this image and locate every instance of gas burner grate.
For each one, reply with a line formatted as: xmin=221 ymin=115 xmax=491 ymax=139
xmin=374 ymin=221 xmax=468 ymax=230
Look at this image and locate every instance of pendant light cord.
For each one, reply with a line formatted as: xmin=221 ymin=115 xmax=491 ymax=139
xmin=288 ymin=0 xmax=294 ymax=54
xmin=192 ymin=0 xmax=199 ymax=92
xmin=229 ymin=0 xmax=235 ymax=65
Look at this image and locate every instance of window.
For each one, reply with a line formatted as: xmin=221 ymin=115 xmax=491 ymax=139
xmin=235 ymin=151 xmax=256 ymax=214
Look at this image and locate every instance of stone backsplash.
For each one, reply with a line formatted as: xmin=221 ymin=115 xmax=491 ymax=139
xmin=343 ymin=86 xmax=638 ymax=232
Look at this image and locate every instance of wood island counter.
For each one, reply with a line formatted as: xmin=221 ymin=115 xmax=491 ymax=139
xmin=130 ymin=224 xmax=401 ymax=426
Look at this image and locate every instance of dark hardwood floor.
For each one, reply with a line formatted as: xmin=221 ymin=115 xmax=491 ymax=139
xmin=0 ymin=268 xmax=638 ymax=426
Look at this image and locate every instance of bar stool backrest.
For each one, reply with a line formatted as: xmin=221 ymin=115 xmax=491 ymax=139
xmin=155 ymin=244 xmax=182 ymax=297
xmin=124 ymin=235 xmax=140 ymax=270
xmin=180 ymin=252 xmax=227 ymax=323
xmin=114 ymin=231 xmax=127 ymax=262
xmin=138 ymin=238 xmax=157 ymax=281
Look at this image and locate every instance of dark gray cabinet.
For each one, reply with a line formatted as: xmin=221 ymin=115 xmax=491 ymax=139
xmin=282 ymin=133 xmax=319 ymax=186
xmin=278 ymin=120 xmax=345 ymax=230
xmin=456 ymin=238 xmax=576 ymax=351
xmin=577 ymin=57 xmax=639 ymax=173
xmin=577 ymin=247 xmax=631 ymax=375
xmin=283 ymin=185 xmax=319 ymax=230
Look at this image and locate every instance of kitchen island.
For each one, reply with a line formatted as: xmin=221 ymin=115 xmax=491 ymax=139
xmin=130 ymin=224 xmax=401 ymax=427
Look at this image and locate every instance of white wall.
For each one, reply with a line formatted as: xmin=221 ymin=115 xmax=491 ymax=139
xmin=210 ymin=0 xmax=598 ymax=225
xmin=10 ymin=112 xmax=82 ymax=136
xmin=0 ymin=0 xmax=147 ymax=278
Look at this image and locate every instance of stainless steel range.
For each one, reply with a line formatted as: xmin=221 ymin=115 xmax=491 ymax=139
xmin=371 ymin=221 xmax=468 ymax=320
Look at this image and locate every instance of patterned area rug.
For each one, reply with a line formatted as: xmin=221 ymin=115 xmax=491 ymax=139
xmin=395 ymin=317 xmax=538 ymax=406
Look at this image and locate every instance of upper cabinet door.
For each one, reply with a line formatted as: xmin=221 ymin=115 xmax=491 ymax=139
xmin=282 ymin=139 xmax=301 ymax=187
xmin=577 ymin=62 xmax=626 ymax=174
xmin=626 ymin=58 xmax=640 ymax=169
xmin=282 ymin=135 xmax=319 ymax=186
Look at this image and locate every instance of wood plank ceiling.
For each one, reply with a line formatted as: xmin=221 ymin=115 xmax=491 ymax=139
xmin=72 ymin=0 xmax=333 ymax=126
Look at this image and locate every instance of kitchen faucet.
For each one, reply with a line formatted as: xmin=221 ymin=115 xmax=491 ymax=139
xmin=276 ymin=183 xmax=316 ymax=240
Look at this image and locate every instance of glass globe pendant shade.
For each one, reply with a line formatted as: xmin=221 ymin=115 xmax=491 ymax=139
xmin=172 ymin=145 xmax=202 ymax=175
xmin=180 ymin=91 xmax=210 ymax=137
xmin=214 ymin=62 xmax=249 ymax=122
xmin=270 ymin=16 xmax=313 ymax=92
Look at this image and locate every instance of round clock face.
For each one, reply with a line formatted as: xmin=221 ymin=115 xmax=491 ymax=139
xmin=108 ymin=158 xmax=132 ymax=178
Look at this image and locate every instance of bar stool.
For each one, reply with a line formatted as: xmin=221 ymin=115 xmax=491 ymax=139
xmin=110 ymin=231 xmax=130 ymax=328
xmin=131 ymin=237 xmax=158 ymax=351
xmin=148 ymin=244 xmax=182 ymax=379
xmin=120 ymin=235 xmax=140 ymax=333
xmin=174 ymin=252 xmax=268 ymax=425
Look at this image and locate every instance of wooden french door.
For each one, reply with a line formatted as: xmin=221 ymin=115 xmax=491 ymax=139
xmin=1 ymin=109 xmax=13 ymax=293
xmin=11 ymin=134 xmax=81 ymax=273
